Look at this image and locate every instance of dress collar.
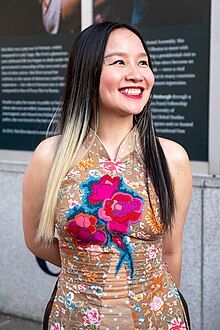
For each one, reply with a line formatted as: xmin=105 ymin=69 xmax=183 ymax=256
xmin=83 ymin=126 xmax=140 ymax=161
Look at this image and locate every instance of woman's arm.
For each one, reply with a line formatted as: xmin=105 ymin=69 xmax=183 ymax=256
xmin=159 ymin=138 xmax=192 ymax=288
xmin=22 ymin=136 xmax=61 ymax=267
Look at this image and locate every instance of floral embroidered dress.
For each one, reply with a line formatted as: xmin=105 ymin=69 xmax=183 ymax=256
xmin=48 ymin=128 xmax=190 ymax=330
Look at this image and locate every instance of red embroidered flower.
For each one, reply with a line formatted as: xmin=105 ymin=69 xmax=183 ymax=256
xmin=89 ymin=175 xmax=120 ymax=203
xmin=168 ymin=318 xmax=186 ymax=330
xmin=99 ymin=159 xmax=126 ymax=173
xmin=98 ymin=192 xmax=142 ymax=234
xmin=66 ymin=213 xmax=107 ymax=247
xmin=112 ymin=235 xmax=125 ymax=248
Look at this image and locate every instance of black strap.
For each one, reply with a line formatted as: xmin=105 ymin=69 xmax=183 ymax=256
xmin=43 ymin=281 xmax=58 ymax=330
xmin=178 ymin=290 xmax=191 ymax=329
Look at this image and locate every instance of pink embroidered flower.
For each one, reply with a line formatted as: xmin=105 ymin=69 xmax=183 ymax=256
xmin=68 ymin=199 xmax=76 ymax=208
xmin=78 ymin=284 xmax=86 ymax=292
xmin=168 ymin=317 xmax=186 ymax=330
xmin=89 ymin=175 xmax=120 ymax=203
xmin=50 ymin=323 xmax=64 ymax=330
xmin=99 ymin=158 xmax=126 ymax=173
xmin=66 ymin=213 xmax=107 ymax=247
xmin=149 ymin=296 xmax=164 ymax=311
xmin=147 ymin=245 xmax=157 ymax=259
xmin=98 ymin=192 xmax=142 ymax=234
xmin=83 ymin=308 xmax=101 ymax=326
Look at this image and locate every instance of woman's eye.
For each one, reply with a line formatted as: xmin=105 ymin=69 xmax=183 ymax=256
xmin=111 ymin=60 xmax=125 ymax=65
xmin=139 ymin=60 xmax=149 ymax=66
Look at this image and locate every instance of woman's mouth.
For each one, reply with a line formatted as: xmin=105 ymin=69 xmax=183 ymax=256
xmin=119 ymin=87 xmax=143 ymax=99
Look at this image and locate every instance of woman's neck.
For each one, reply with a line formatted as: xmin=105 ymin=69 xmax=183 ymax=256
xmin=98 ymin=116 xmax=133 ymax=143
xmin=95 ymin=114 xmax=134 ymax=161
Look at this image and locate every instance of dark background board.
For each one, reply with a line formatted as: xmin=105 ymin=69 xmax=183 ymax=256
xmin=94 ymin=0 xmax=210 ymax=27
xmin=142 ymin=23 xmax=210 ymax=162
xmin=0 ymin=33 xmax=77 ymax=151
xmin=0 ymin=0 xmax=81 ymax=151
xmin=0 ymin=0 xmax=45 ymax=36
xmin=0 ymin=0 xmax=210 ymax=161
xmin=94 ymin=0 xmax=210 ymax=161
xmin=0 ymin=0 xmax=81 ymax=35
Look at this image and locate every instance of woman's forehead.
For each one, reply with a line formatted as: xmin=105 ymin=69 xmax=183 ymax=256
xmin=105 ymin=28 xmax=146 ymax=54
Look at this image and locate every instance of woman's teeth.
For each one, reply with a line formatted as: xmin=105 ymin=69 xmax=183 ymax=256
xmin=121 ymin=88 xmax=142 ymax=95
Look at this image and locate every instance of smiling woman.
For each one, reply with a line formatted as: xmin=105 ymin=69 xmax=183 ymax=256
xmin=99 ymin=29 xmax=154 ymax=118
xmin=22 ymin=22 xmax=192 ymax=329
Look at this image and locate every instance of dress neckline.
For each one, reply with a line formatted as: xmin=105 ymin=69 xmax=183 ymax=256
xmin=83 ymin=126 xmax=140 ymax=162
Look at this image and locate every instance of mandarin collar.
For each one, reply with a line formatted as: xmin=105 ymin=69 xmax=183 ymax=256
xmin=83 ymin=126 xmax=140 ymax=161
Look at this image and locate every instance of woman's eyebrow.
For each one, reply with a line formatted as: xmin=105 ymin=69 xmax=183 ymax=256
xmin=104 ymin=52 xmax=148 ymax=59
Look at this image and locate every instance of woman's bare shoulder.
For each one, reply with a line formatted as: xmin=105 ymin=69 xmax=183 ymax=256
xmin=158 ymin=136 xmax=189 ymax=166
xmin=158 ymin=136 xmax=192 ymax=201
xmin=33 ymin=135 xmax=61 ymax=164
xmin=24 ymin=135 xmax=61 ymax=183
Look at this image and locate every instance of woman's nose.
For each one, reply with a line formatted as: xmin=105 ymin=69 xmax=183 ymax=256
xmin=125 ymin=67 xmax=143 ymax=82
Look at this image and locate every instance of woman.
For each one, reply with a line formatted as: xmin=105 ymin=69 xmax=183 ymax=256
xmin=23 ymin=22 xmax=192 ymax=329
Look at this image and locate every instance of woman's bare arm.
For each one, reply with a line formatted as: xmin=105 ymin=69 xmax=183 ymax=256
xmin=22 ymin=136 xmax=61 ymax=267
xmin=159 ymin=138 xmax=192 ymax=288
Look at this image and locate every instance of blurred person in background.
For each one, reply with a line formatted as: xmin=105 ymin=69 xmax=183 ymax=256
xmin=39 ymin=0 xmax=145 ymax=33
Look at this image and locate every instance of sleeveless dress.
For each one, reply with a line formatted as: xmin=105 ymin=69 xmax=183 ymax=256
xmin=47 ymin=128 xmax=190 ymax=330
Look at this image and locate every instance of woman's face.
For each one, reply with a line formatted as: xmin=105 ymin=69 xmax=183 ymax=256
xmin=99 ymin=28 xmax=154 ymax=118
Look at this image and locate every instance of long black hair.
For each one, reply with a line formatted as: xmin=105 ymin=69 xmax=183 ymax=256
xmin=60 ymin=21 xmax=175 ymax=231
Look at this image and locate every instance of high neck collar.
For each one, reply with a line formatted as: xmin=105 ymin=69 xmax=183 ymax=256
xmin=83 ymin=126 xmax=140 ymax=161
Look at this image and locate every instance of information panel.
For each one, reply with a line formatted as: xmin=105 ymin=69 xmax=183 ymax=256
xmin=0 ymin=0 xmax=81 ymax=150
xmin=0 ymin=1 xmax=210 ymax=161
xmin=94 ymin=0 xmax=210 ymax=161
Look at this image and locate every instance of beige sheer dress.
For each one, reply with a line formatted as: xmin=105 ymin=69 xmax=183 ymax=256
xmin=47 ymin=128 xmax=190 ymax=330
